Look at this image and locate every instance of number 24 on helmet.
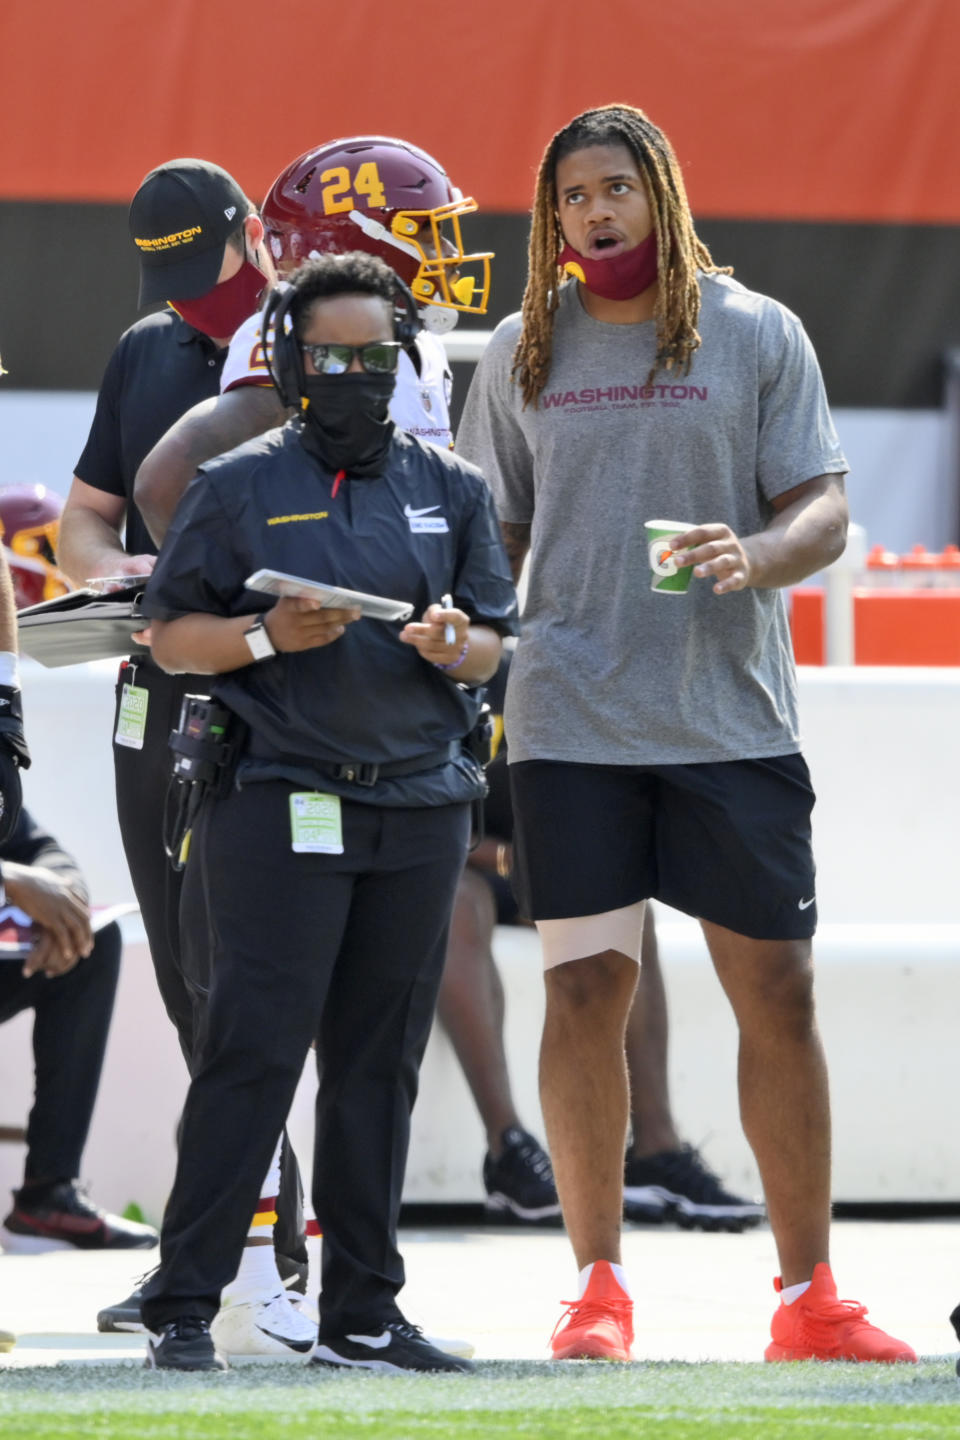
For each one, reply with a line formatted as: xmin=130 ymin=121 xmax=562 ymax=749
xmin=262 ymin=135 xmax=493 ymax=334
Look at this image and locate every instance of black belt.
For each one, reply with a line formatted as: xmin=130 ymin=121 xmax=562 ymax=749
xmin=312 ymin=741 xmax=460 ymax=789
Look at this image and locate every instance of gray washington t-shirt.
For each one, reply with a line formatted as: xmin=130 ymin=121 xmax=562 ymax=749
xmin=457 ymin=274 xmax=848 ymax=766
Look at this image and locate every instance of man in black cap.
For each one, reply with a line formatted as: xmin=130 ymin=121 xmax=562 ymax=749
xmin=56 ymin=160 xmax=315 ymax=1360
xmin=130 ymin=158 xmax=272 ymax=337
xmin=60 ymin=156 xmax=273 ymax=609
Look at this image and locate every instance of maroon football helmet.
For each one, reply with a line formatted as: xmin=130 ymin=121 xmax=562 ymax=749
xmin=0 ymin=484 xmax=71 ymax=609
xmin=262 ymin=136 xmax=492 ymax=332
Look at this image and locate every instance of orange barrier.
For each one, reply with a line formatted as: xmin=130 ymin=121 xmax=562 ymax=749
xmin=3 ymin=3 xmax=960 ymax=222
xmin=791 ymin=589 xmax=960 ymax=666
xmin=866 ymin=542 xmax=960 ymax=587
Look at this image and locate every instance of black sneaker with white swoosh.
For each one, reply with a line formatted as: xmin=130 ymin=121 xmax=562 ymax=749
xmin=309 ymin=1318 xmax=474 ymax=1373
xmin=145 ymin=1317 xmax=228 ymax=1371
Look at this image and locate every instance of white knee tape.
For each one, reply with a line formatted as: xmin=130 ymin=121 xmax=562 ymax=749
xmin=536 ymin=901 xmax=645 ymax=970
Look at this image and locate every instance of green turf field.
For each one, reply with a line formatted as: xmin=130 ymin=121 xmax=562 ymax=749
xmin=1 ymin=1360 xmax=958 ymax=1439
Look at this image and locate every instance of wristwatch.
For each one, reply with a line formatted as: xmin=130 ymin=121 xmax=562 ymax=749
xmin=243 ymin=616 xmax=277 ymax=663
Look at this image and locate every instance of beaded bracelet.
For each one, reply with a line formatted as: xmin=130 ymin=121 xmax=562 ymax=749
xmin=434 ymin=639 xmax=470 ymax=672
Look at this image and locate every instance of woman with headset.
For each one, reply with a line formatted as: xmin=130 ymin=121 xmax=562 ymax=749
xmin=136 ymin=252 xmax=517 ymax=1374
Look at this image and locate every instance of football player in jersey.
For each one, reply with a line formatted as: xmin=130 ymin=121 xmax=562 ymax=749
xmin=134 ymin=135 xmax=492 ymax=544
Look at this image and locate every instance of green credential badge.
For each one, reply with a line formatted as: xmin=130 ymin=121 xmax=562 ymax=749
xmin=289 ymin=792 xmax=344 ymax=854
xmin=115 ymin=683 xmax=148 ymax=749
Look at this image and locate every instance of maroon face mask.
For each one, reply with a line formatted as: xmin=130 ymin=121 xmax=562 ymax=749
xmin=558 ymin=231 xmax=658 ymax=301
xmin=169 ymin=260 xmax=267 ymax=340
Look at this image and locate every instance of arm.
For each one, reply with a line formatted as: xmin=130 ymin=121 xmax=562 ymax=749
xmin=0 ymin=550 xmax=17 ymax=654
xmin=466 ymin=833 xmax=511 ymax=876
xmin=500 ymin=521 xmax=531 ymax=586
xmin=672 ymin=474 xmax=848 ymax=595
xmin=3 ymin=863 xmax=93 ymax=977
xmin=57 ymin=476 xmax=155 ymax=586
xmin=149 ymin=598 xmax=362 ymax=676
xmin=1 ymin=808 xmax=92 ymax=976
xmin=134 ymin=387 xmax=290 ymax=546
xmin=456 ymin=324 xmax=536 ymax=579
xmin=61 ymin=334 xmax=156 ymax=585
xmin=1 ymin=807 xmax=86 ymax=889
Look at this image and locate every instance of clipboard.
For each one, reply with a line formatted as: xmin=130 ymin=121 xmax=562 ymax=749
xmin=17 ymin=584 xmax=150 ymax=668
xmin=245 ymin=569 xmax=414 ymax=623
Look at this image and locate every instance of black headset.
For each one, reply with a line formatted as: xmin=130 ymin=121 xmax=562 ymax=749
xmin=263 ymin=271 xmax=422 ymax=410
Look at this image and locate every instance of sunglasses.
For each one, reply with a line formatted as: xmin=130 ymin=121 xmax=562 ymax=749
xmin=302 ymin=341 xmax=401 ymax=376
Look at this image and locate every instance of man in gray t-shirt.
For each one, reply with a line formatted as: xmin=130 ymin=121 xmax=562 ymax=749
xmin=458 ymin=103 xmax=915 ymax=1367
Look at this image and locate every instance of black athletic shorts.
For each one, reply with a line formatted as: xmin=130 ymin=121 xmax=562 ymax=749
xmin=508 ymin=754 xmax=817 ymax=941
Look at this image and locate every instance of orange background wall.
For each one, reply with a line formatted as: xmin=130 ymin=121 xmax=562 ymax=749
xmin=2 ymin=0 xmax=958 ymax=220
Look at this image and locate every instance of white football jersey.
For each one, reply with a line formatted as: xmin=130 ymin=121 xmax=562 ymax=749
xmin=221 ymin=301 xmax=453 ymax=450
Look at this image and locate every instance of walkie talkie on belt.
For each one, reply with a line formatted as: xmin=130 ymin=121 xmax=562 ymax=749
xmin=163 ymin=695 xmax=238 ymax=870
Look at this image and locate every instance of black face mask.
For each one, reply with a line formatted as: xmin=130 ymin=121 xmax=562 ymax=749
xmin=298 ymin=373 xmax=396 ymax=478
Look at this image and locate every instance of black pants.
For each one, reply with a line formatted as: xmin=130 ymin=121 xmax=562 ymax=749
xmin=0 ymin=921 xmax=121 ymax=1183
xmin=141 ymin=780 xmax=470 ymax=1337
xmin=112 ymin=659 xmax=304 ymax=1265
xmin=113 ymin=657 xmax=199 ymax=1056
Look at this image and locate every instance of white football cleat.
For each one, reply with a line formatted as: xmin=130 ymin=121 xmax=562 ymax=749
xmin=289 ymin=1291 xmax=319 ymax=1325
xmin=211 ymin=1292 xmax=316 ymax=1360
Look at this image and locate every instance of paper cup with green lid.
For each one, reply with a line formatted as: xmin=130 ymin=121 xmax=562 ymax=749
xmin=646 ymin=519 xmax=694 ymax=594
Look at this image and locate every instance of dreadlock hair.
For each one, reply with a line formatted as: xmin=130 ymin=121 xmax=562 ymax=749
xmin=513 ymin=104 xmax=731 ymax=407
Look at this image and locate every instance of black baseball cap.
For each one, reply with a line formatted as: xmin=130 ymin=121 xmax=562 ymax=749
xmin=129 ymin=158 xmax=252 ymax=307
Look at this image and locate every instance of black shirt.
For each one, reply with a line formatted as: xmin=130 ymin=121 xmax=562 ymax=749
xmin=0 ymin=807 xmax=87 ymax=902
xmin=74 ymin=311 xmax=225 ymax=558
xmin=144 ymin=423 xmax=519 ymax=808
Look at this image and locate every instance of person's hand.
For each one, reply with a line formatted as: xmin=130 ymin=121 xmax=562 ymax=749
xmin=3 ymin=864 xmax=93 ymax=974
xmin=467 ymin=835 xmax=511 ymax=879
xmin=264 ymin=598 xmax=361 ymax=653
xmin=87 ymin=553 xmax=156 ymax=596
xmin=87 ymin=553 xmax=156 ymax=591
xmin=671 ymin=523 xmax=753 ymax=595
xmin=22 ymin=926 xmax=83 ymax=980
xmin=399 ymin=604 xmax=470 ymax=666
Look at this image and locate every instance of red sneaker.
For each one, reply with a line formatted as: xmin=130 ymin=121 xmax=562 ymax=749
xmin=1 ymin=1181 xmax=158 ymax=1253
xmin=765 ymin=1263 xmax=917 ymax=1363
xmin=550 ymin=1260 xmax=633 ymax=1361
